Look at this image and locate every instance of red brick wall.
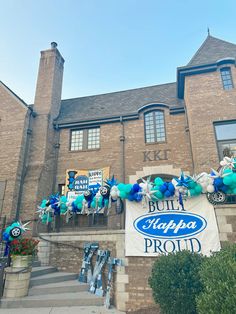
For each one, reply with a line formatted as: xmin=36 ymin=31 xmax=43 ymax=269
xmin=185 ymin=65 xmax=236 ymax=173
xmin=0 ymin=84 xmax=28 ymax=219
xmin=56 ymin=110 xmax=192 ymax=187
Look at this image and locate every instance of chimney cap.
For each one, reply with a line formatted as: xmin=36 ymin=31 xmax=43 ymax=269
xmin=51 ymin=42 xmax=58 ymax=49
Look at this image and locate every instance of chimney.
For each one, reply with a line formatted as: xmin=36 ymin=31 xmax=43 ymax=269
xmin=33 ymin=42 xmax=64 ymax=118
xmin=20 ymin=43 xmax=65 ymax=220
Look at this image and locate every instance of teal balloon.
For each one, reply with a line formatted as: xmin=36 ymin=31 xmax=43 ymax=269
xmin=98 ymin=196 xmax=103 ymax=207
xmin=117 ymin=183 xmax=126 ymax=191
xmin=41 ymin=214 xmax=52 ymax=224
xmin=77 ymin=202 xmax=83 ymax=210
xmin=153 ymin=190 xmax=163 ymax=200
xmin=194 ymin=185 xmax=202 ymax=195
xmin=223 ymin=175 xmax=233 ymax=186
xmin=233 ymin=187 xmax=236 ymax=194
xmin=119 ymin=191 xmax=128 ymax=199
xmin=60 ymin=204 xmax=67 ymax=213
xmin=41 ymin=199 xmax=48 ymax=208
xmin=189 ymin=181 xmax=196 ymax=189
xmin=154 ymin=177 xmax=164 ymax=186
xmin=232 ymin=173 xmax=236 ymax=183
xmin=223 ymin=168 xmax=233 ymax=175
xmin=75 ymin=195 xmax=84 ymax=204
xmin=91 ymin=200 xmax=96 ymax=208
xmin=189 ymin=189 xmax=196 ymax=197
xmin=124 ymin=184 xmax=132 ymax=193
xmin=60 ymin=196 xmax=67 ymax=203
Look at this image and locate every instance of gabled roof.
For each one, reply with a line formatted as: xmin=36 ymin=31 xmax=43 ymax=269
xmin=0 ymin=80 xmax=28 ymax=109
xmin=56 ymin=83 xmax=184 ymax=126
xmin=188 ymin=35 xmax=236 ymax=66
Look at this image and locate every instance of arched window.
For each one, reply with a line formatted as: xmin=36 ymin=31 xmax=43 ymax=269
xmin=144 ymin=110 xmax=166 ymax=143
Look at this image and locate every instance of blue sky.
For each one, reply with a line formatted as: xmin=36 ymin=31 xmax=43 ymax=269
xmin=1 ymin=0 xmax=236 ymax=103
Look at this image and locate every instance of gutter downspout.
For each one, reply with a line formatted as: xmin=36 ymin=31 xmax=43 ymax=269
xmin=52 ymin=124 xmax=60 ymax=194
xmin=15 ymin=107 xmax=36 ymax=221
xmin=119 ymin=116 xmax=126 ymax=229
xmin=183 ymin=102 xmax=195 ymax=174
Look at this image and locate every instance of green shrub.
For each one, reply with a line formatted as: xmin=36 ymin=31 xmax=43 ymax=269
xmin=196 ymin=243 xmax=236 ymax=314
xmin=149 ymin=250 xmax=204 ymax=314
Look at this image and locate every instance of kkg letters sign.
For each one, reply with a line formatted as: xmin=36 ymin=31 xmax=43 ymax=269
xmin=125 ymin=195 xmax=221 ymax=256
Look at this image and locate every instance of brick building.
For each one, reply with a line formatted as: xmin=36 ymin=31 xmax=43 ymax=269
xmin=0 ymin=35 xmax=236 ymax=311
xmin=1 ymin=34 xmax=236 ymax=221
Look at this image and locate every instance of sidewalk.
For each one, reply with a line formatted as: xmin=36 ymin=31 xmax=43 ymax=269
xmin=0 ymin=306 xmax=126 ymax=314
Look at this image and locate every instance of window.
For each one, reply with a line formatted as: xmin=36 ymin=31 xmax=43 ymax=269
xmin=214 ymin=121 xmax=236 ymax=160
xmin=58 ymin=184 xmax=65 ymax=195
xmin=220 ymin=67 xmax=233 ymax=90
xmin=144 ymin=111 xmax=166 ymax=143
xmin=70 ymin=128 xmax=100 ymax=151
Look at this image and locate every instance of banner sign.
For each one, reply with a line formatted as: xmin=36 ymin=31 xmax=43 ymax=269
xmin=65 ymin=167 xmax=110 ymax=195
xmin=125 ymin=195 xmax=221 ymax=256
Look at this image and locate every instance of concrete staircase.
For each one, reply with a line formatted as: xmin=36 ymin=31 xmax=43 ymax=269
xmin=0 ymin=266 xmax=104 ymax=309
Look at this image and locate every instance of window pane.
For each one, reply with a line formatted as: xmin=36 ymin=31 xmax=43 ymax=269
xmin=145 ymin=110 xmax=166 ymax=143
xmin=215 ymin=123 xmax=236 ymax=140
xmin=155 ymin=111 xmax=166 ymax=142
xmin=71 ymin=130 xmax=83 ymax=150
xmin=218 ymin=142 xmax=236 ymax=160
xmin=220 ymin=68 xmax=233 ymax=90
xmin=88 ymin=128 xmax=100 ymax=149
xmin=145 ymin=112 xmax=155 ymax=143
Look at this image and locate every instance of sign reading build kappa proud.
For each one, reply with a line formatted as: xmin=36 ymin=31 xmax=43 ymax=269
xmin=125 ymin=195 xmax=221 ymax=256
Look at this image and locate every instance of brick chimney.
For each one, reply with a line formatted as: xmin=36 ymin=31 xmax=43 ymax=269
xmin=20 ymin=43 xmax=64 ymax=220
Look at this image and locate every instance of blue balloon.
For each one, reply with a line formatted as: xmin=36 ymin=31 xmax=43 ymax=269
xmin=159 ymin=184 xmax=167 ymax=193
xmin=221 ymin=185 xmax=228 ymax=193
xmin=134 ymin=193 xmax=143 ymax=202
xmin=164 ymin=190 xmax=171 ymax=198
xmin=3 ymin=231 xmax=9 ymax=241
xmin=132 ymin=183 xmax=141 ymax=194
xmin=128 ymin=194 xmax=135 ymax=201
xmin=214 ymin=177 xmax=223 ymax=187
xmin=71 ymin=201 xmax=78 ymax=213
xmin=168 ymin=183 xmax=175 ymax=193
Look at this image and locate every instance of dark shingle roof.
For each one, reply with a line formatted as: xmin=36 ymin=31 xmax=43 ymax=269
xmin=56 ymin=83 xmax=184 ymax=125
xmin=188 ymin=35 xmax=236 ymax=66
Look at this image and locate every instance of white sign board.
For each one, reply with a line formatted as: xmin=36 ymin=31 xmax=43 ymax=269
xmin=125 ymin=195 xmax=221 ymax=257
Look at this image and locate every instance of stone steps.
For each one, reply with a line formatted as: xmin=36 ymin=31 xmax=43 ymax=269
xmin=30 ymin=266 xmax=58 ymax=278
xmin=30 ymin=271 xmax=78 ymax=287
xmin=28 ymin=280 xmax=89 ymax=296
xmin=0 ymin=266 xmax=104 ymax=309
xmin=0 ymin=291 xmax=104 ymax=308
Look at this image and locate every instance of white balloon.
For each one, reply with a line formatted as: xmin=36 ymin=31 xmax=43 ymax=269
xmin=139 ymin=182 xmax=145 ymax=188
xmin=172 ymin=178 xmax=178 ymax=187
xmin=206 ymin=185 xmax=215 ymax=193
xmin=110 ymin=186 xmax=118 ymax=199
xmin=201 ymin=182 xmax=208 ymax=188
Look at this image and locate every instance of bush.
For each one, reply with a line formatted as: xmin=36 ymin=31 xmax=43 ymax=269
xmin=10 ymin=238 xmax=39 ymax=256
xmin=148 ymin=250 xmax=204 ymax=314
xmin=196 ymin=244 xmax=236 ymax=314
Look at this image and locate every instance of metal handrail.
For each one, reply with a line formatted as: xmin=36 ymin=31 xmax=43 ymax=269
xmin=35 ymin=219 xmax=84 ymax=250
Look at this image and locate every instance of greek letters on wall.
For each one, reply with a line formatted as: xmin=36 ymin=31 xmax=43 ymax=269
xmin=125 ymin=195 xmax=221 ymax=257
